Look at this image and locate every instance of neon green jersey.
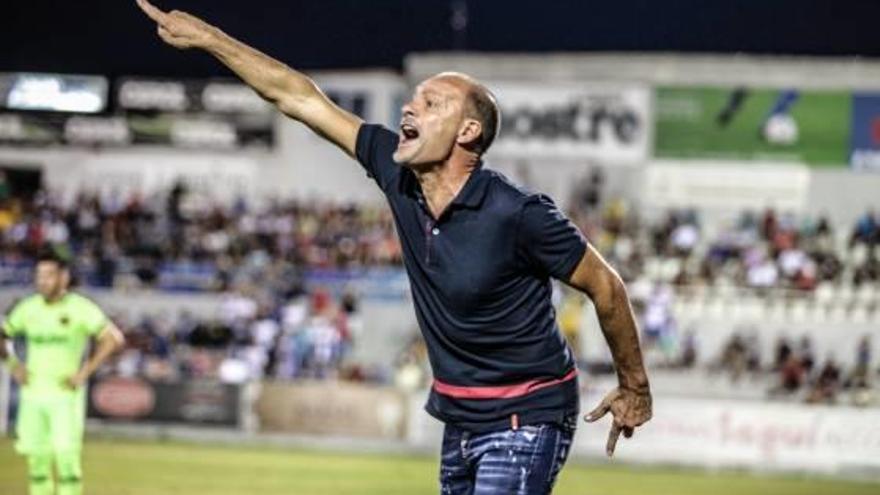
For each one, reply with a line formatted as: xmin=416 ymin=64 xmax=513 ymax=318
xmin=3 ymin=292 xmax=108 ymax=397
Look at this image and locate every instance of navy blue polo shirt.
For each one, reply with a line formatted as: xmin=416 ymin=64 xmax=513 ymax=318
xmin=356 ymin=124 xmax=588 ymax=432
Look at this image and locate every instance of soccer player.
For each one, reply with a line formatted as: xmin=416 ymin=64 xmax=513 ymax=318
xmin=0 ymin=251 xmax=125 ymax=495
xmin=136 ymin=2 xmax=652 ymax=493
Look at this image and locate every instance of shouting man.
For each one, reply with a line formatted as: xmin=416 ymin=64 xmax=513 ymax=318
xmin=137 ymin=2 xmax=651 ymax=493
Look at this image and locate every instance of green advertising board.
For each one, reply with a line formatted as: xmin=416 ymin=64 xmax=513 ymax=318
xmin=655 ymin=87 xmax=851 ymax=166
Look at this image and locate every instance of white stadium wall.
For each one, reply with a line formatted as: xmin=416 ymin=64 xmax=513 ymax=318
xmin=272 ymin=70 xmax=406 ymax=204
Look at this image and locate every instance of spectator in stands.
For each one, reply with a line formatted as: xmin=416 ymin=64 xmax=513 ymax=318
xmin=557 ymin=289 xmax=584 ymax=357
xmin=745 ymin=251 xmax=779 ymax=291
xmin=678 ymin=329 xmax=698 ymax=369
xmin=851 ymin=209 xmax=878 ymax=246
xmin=773 ymin=335 xmax=793 ymax=371
xmin=717 ymin=332 xmax=749 ymax=382
xmin=772 ymin=353 xmax=806 ymax=396
xmin=853 ymin=250 xmax=879 ymax=286
xmin=744 ymin=332 xmax=762 ymax=373
xmin=806 ymin=356 xmax=842 ymax=404
xmin=303 ymin=290 xmax=344 ymax=378
xmin=394 ymin=333 xmax=430 ymax=392
xmin=842 ymin=336 xmax=875 ymax=406
xmin=857 ymin=335 xmax=872 ymax=370
xmin=798 ymin=336 xmax=816 ymax=375
xmin=642 ymin=283 xmax=675 ymax=347
xmin=571 ymin=167 xmax=605 ymax=214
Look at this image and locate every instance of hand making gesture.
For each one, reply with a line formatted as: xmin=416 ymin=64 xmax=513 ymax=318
xmin=136 ymin=0 xmax=218 ymax=50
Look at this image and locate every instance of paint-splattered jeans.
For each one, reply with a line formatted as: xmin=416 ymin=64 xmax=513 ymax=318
xmin=439 ymin=416 xmax=576 ymax=495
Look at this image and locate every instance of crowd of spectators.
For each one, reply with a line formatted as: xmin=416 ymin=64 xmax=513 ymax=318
xmin=570 ymin=200 xmax=878 ymax=293
xmin=0 ymin=182 xmax=401 ymax=292
xmin=0 ymin=181 xmax=876 ymax=295
xmin=102 ymin=287 xmax=368 ymax=385
xmin=708 ymin=332 xmax=875 ymax=406
xmin=0 ymin=177 xmax=876 ymax=397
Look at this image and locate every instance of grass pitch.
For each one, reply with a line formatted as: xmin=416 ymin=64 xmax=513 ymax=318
xmin=0 ymin=438 xmax=877 ymax=495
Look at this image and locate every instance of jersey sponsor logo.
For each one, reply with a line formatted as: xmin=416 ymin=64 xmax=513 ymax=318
xmin=29 ymin=333 xmax=71 ymax=345
xmin=91 ymin=377 xmax=156 ymax=419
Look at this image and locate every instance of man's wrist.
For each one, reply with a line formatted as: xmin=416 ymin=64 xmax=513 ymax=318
xmin=3 ymin=353 xmax=20 ymax=370
xmin=618 ymin=370 xmax=650 ymax=393
xmin=203 ymin=27 xmax=228 ymax=53
xmin=79 ymin=363 xmax=95 ymax=378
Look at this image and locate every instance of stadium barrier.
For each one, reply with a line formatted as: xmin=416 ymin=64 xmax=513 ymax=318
xmin=254 ymin=380 xmax=407 ymax=440
xmin=87 ymin=376 xmax=242 ymax=428
xmin=406 ymin=388 xmax=880 ymax=477
xmin=5 ymin=372 xmax=878 ymax=479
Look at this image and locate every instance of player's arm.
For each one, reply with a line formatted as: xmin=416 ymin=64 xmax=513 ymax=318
xmin=0 ymin=335 xmax=26 ymax=384
xmin=135 ymin=0 xmax=362 ymax=156
xmin=1 ymin=313 xmax=27 ymax=385
xmin=565 ymin=245 xmax=652 ymax=456
xmin=66 ymin=322 xmax=125 ymax=390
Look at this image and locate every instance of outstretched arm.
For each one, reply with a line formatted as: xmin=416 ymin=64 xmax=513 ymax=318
xmin=566 ymin=245 xmax=652 ymax=457
xmin=136 ymin=0 xmax=362 ymax=156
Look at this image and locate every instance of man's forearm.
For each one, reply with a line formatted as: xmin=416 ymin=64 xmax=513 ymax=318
xmin=204 ymin=29 xmax=321 ymax=119
xmin=595 ymin=282 xmax=649 ymax=392
xmin=81 ymin=330 xmax=124 ymax=377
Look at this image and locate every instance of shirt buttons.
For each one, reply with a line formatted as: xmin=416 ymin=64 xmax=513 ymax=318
xmin=432 ymin=228 xmax=440 ymax=235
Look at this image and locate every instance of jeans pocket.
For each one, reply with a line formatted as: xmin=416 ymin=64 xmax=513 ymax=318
xmin=561 ymin=413 xmax=579 ymax=434
xmin=545 ymin=424 xmax=575 ymax=490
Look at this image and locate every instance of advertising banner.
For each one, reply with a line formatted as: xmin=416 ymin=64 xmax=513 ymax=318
xmin=255 ymin=380 xmax=406 ymax=439
xmin=88 ymin=377 xmax=241 ymax=427
xmin=850 ymin=93 xmax=880 ymax=172
xmin=407 ymin=390 xmax=880 ymax=475
xmin=488 ymin=81 xmax=651 ymax=162
xmin=655 ymin=86 xmax=850 ymax=166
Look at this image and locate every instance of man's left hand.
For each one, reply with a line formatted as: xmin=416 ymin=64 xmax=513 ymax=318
xmin=64 ymin=369 xmax=89 ymax=390
xmin=584 ymin=386 xmax=652 ymax=457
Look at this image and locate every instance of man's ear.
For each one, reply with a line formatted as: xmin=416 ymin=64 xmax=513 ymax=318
xmin=457 ymin=118 xmax=483 ymax=149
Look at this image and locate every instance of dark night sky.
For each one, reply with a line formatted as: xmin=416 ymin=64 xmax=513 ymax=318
xmin=3 ymin=0 xmax=880 ymax=78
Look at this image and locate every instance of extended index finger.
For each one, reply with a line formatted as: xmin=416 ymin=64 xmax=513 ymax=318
xmin=584 ymin=397 xmax=611 ymax=423
xmin=136 ymin=0 xmax=168 ymax=24
xmin=606 ymin=422 xmax=622 ymax=457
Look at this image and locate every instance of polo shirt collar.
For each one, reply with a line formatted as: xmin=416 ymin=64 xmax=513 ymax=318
xmin=450 ymin=164 xmax=490 ymax=209
xmin=401 ymin=164 xmax=489 ymax=210
xmin=398 ymin=161 xmax=490 ymax=208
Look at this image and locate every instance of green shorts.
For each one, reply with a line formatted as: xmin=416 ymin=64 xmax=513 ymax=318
xmin=15 ymin=389 xmax=86 ymax=455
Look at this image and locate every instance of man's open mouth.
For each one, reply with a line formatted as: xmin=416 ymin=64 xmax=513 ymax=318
xmin=400 ymin=122 xmax=420 ymax=145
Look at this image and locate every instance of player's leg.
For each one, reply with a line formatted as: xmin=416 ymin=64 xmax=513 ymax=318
xmin=26 ymin=454 xmax=54 ymax=495
xmin=49 ymin=391 xmax=86 ymax=495
xmin=55 ymin=451 xmax=83 ymax=495
xmin=15 ymin=397 xmax=55 ymax=495
xmin=470 ymin=417 xmax=576 ymax=495
xmin=439 ymin=423 xmax=476 ymax=495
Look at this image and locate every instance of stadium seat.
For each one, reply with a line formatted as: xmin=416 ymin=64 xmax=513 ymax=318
xmin=814 ymin=282 xmax=835 ymax=305
xmin=787 ymin=298 xmax=810 ymax=323
xmin=850 ymin=303 xmax=870 ymax=324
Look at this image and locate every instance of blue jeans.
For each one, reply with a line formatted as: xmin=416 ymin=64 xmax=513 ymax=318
xmin=439 ymin=416 xmax=576 ymax=495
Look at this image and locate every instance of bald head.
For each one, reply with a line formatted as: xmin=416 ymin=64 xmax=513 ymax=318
xmin=431 ymin=72 xmax=501 ymax=155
